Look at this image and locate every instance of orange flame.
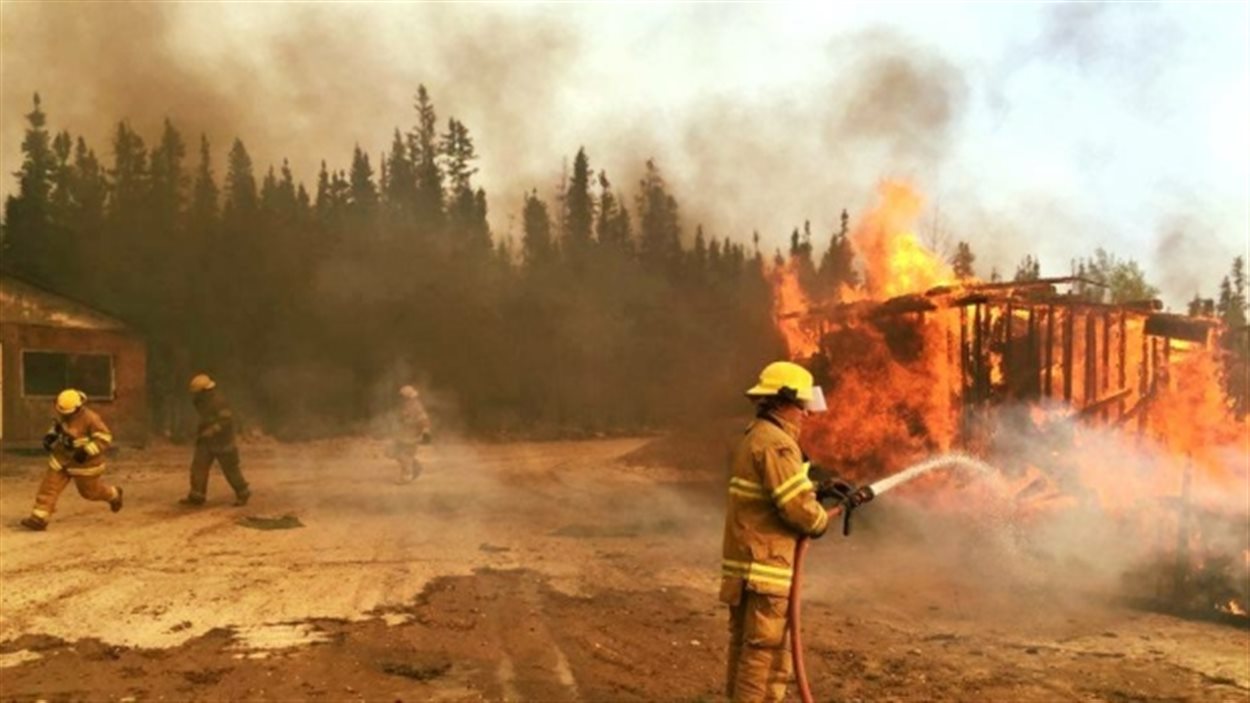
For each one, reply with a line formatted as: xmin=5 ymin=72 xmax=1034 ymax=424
xmin=852 ymin=180 xmax=955 ymax=298
xmin=772 ymin=260 xmax=820 ymax=358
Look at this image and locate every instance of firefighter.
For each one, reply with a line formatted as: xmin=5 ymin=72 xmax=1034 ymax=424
xmin=20 ymin=389 xmax=123 ymax=531
xmin=392 ymin=385 xmax=431 ymax=484
xmin=721 ymin=361 xmax=867 ymax=702
xmin=180 ymin=374 xmax=251 ymax=506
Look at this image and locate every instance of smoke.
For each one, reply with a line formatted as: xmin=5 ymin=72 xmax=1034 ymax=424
xmin=0 ymin=3 xmax=581 ymax=221
xmin=2 ymin=4 xmax=1242 ymax=307
xmin=1152 ymin=213 xmax=1238 ymax=304
xmin=827 ymin=400 xmax=1250 ymax=619
xmin=0 ymin=5 xmax=967 ymax=253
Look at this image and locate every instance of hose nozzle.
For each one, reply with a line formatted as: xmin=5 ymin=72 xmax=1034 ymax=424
xmin=850 ymin=485 xmax=875 ymax=506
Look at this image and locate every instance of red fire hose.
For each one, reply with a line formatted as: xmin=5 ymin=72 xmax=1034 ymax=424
xmin=788 ymin=504 xmax=845 ymax=703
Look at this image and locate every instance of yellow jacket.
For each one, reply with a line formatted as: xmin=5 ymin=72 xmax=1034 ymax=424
xmin=396 ymin=396 xmax=431 ymax=443
xmin=48 ymin=407 xmax=113 ymax=476
xmin=720 ymin=413 xmax=829 ymax=603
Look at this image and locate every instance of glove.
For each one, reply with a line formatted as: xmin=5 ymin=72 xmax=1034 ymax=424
xmin=816 ymin=478 xmax=856 ymax=504
xmin=42 ymin=432 xmax=58 ymax=452
xmin=809 ymin=462 xmax=856 ymax=506
xmin=421 ymin=431 xmax=432 ymax=445
xmin=73 ymin=447 xmax=90 ymax=463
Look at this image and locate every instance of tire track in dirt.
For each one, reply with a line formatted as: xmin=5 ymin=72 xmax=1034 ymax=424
xmin=475 ymin=569 xmax=579 ymax=701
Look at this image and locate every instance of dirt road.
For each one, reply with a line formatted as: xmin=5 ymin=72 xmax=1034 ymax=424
xmin=1 ymin=437 xmax=1246 ymax=701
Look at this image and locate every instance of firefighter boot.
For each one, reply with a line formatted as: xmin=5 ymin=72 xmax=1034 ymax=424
xmin=234 ymin=490 xmax=250 ymax=507
xmin=109 ymin=486 xmax=124 ymax=513
xmin=20 ymin=515 xmax=48 ymax=531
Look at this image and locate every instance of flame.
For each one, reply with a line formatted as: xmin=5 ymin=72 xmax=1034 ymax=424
xmin=772 ymin=260 xmax=820 ymax=358
xmin=852 ymin=180 xmax=956 ymax=298
xmin=765 ymin=178 xmax=1249 ymax=617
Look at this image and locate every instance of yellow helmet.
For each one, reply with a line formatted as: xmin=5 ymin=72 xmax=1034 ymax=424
xmin=189 ymin=374 xmax=216 ymax=393
xmin=745 ymin=361 xmax=827 ymax=412
xmin=55 ymin=389 xmax=86 ymax=415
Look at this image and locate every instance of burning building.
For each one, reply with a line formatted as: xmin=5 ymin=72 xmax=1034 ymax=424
xmin=773 ymin=181 xmax=1249 ymax=621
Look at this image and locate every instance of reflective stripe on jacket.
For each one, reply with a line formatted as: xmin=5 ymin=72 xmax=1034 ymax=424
xmin=720 ymin=413 xmax=828 ymax=603
xmin=48 ymin=407 xmax=112 ymax=476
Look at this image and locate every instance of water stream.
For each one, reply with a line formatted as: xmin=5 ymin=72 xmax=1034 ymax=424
xmin=868 ymin=452 xmax=997 ymax=496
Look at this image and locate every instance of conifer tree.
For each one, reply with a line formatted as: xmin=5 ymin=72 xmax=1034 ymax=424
xmin=349 ymin=145 xmax=378 ymax=212
xmin=522 ymin=190 xmax=553 ymax=268
xmin=1014 ymin=254 xmax=1041 ymax=282
xmin=68 ymin=137 xmax=108 ymax=238
xmin=149 ymin=119 xmax=187 ymax=226
xmin=817 ymin=209 xmax=858 ymax=297
xmin=563 ymin=147 xmax=594 ymax=259
xmin=385 ymin=128 xmax=416 ymax=212
xmin=636 ymin=159 xmax=681 ymax=274
xmin=951 ymin=240 xmax=976 ymax=279
xmin=2 ymin=94 xmax=56 ymax=272
xmin=410 ymin=85 xmax=444 ymax=229
xmin=223 ymin=138 xmax=257 ymax=217
xmin=595 ymin=170 xmax=631 ymax=254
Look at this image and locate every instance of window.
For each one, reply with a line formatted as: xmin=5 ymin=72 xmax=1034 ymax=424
xmin=22 ymin=351 xmax=115 ymax=399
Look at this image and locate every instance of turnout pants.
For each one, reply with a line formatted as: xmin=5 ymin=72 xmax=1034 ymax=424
xmin=392 ymin=440 xmax=422 ymax=482
xmin=189 ymin=444 xmax=249 ymax=502
xmin=31 ymin=469 xmax=118 ymax=520
xmin=726 ymin=592 xmax=792 ymax=703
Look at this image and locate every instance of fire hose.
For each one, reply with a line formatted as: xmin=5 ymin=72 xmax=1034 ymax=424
xmin=788 ymin=454 xmax=995 ymax=703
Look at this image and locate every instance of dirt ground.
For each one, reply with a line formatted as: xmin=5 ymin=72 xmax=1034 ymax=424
xmin=0 ymin=436 xmax=1246 ymax=702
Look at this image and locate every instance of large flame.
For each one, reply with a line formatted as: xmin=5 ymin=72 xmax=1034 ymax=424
xmin=852 ymin=180 xmax=955 ymax=299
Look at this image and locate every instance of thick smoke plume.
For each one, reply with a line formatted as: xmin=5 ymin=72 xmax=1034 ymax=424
xmin=3 ymin=5 xmax=967 ymax=255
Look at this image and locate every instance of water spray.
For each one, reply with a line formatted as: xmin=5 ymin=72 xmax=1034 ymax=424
xmin=789 ymin=452 xmax=996 ymax=703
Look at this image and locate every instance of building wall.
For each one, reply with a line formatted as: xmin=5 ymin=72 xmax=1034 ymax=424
xmin=0 ymin=323 xmax=148 ymax=445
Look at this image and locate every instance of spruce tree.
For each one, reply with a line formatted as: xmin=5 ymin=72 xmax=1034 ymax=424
xmin=951 ymin=240 xmax=976 ymax=279
xmin=348 ymin=145 xmax=378 ymax=212
xmin=3 ymin=94 xmax=58 ymax=279
xmin=223 ymin=138 xmax=257 ymax=217
xmin=563 ymin=147 xmax=594 ymax=259
xmin=410 ymin=85 xmax=444 ymax=230
xmin=636 ymin=159 xmax=681 ymax=275
xmin=522 ymin=190 xmax=553 ymax=268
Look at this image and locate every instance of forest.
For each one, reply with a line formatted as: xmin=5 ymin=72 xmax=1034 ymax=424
xmin=3 ymin=90 xmax=1245 ymax=437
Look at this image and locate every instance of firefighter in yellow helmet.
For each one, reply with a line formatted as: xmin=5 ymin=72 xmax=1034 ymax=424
xmin=392 ymin=385 xmax=432 ymax=484
xmin=180 ymin=374 xmax=251 ymax=506
xmin=721 ymin=361 xmax=867 ymax=702
xmin=20 ymin=389 xmax=123 ymax=531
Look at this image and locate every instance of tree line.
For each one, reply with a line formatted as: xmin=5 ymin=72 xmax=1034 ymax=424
xmin=3 ymin=90 xmax=1245 ymax=436
xmin=1 ymin=90 xmax=785 ymax=438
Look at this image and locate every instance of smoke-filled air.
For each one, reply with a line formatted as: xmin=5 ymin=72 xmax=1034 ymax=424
xmin=1 ymin=3 xmax=1247 ymax=701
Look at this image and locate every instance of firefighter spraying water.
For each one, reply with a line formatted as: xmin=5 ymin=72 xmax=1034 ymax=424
xmin=719 ymin=359 xmax=1000 ymax=703
xmin=720 ymin=360 xmax=873 ymax=703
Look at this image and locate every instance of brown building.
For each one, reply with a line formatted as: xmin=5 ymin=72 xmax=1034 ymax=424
xmin=0 ymin=275 xmax=147 ymax=446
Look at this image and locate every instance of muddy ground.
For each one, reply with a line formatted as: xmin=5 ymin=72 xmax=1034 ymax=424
xmin=0 ymin=436 xmax=1246 ymax=702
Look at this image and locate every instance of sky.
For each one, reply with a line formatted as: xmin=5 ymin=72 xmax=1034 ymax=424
xmin=2 ymin=2 xmax=1247 ymax=307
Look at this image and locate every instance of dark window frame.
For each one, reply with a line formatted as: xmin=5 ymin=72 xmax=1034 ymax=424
xmin=20 ymin=349 xmax=117 ymax=401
